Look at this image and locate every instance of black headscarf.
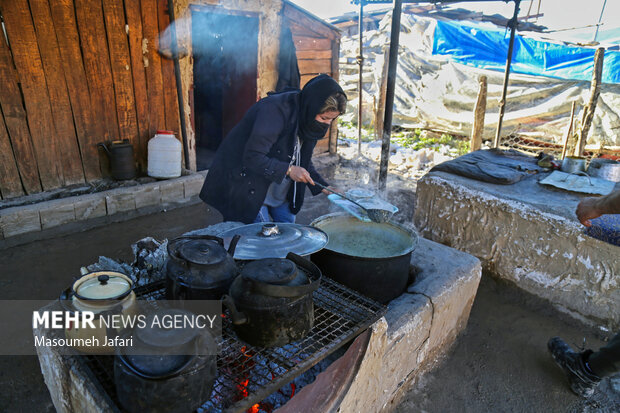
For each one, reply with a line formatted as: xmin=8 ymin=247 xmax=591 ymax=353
xmin=298 ymin=74 xmax=345 ymax=140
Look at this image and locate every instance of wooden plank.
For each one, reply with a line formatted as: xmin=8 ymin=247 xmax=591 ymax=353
xmin=0 ymin=0 xmax=62 ymax=190
xmin=470 ymin=75 xmax=487 ymax=152
xmin=48 ymin=0 xmax=102 ymax=182
xmin=75 ymin=0 xmax=120 ymax=142
xmin=29 ymin=0 xmax=85 ymax=185
xmin=0 ymin=110 xmax=25 ymax=198
xmin=141 ymin=0 xmax=166 ymax=138
xmin=282 ymin=3 xmax=338 ymax=40
xmin=576 ymin=48 xmax=604 ymax=157
xmin=329 ymin=38 xmax=340 ymax=154
xmin=157 ymin=0 xmax=180 ymax=133
xmin=298 ymin=59 xmax=332 ymax=75
xmin=293 ymin=36 xmax=332 ymax=51
xmin=125 ymin=0 xmax=151 ymax=172
xmin=0 ymin=30 xmax=42 ymax=194
xmin=102 ymin=0 xmax=140 ymax=150
xmin=296 ymin=49 xmax=332 ymax=60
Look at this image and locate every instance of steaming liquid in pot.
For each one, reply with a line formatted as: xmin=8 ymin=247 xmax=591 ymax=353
xmin=315 ymin=217 xmax=415 ymax=258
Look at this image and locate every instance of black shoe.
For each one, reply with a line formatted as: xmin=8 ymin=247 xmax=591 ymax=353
xmin=547 ymin=337 xmax=601 ymax=398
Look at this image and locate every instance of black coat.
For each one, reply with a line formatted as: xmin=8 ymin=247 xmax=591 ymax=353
xmin=199 ymin=90 xmax=328 ymax=223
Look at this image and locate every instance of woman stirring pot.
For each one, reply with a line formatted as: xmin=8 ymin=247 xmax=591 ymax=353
xmin=200 ymin=74 xmax=347 ymax=223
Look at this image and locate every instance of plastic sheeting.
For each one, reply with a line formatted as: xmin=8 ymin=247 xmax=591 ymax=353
xmin=338 ymin=13 xmax=620 ymax=147
xmin=433 ymin=20 xmax=620 ymax=84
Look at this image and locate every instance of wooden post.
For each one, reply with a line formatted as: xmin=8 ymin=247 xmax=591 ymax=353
xmin=561 ymin=101 xmax=576 ymax=160
xmin=470 ymin=75 xmax=487 ymax=152
xmin=375 ymin=47 xmax=389 ymax=143
xmin=575 ymin=47 xmax=604 ymax=157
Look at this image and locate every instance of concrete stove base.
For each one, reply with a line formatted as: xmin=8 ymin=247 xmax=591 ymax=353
xmin=414 ymin=171 xmax=620 ymax=332
xmin=35 ymin=238 xmax=481 ymax=413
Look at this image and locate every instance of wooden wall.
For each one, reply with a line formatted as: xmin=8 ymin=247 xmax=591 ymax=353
xmin=0 ymin=0 xmax=180 ymax=200
xmin=282 ymin=2 xmax=341 ymax=153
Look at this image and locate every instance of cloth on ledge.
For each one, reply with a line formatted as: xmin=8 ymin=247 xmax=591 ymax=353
xmin=585 ymin=214 xmax=620 ymax=247
xmin=539 ymin=171 xmax=616 ymax=195
xmin=431 ymin=149 xmax=542 ymax=184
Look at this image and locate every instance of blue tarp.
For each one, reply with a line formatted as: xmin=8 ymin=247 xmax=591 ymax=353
xmin=432 ymin=20 xmax=620 ymax=84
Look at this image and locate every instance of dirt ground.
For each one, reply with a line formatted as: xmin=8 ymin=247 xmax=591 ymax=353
xmin=0 ymin=154 xmax=618 ymax=412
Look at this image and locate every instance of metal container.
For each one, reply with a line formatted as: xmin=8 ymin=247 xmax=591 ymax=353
xmin=166 ymin=235 xmax=240 ymax=300
xmin=114 ymin=308 xmax=217 ymax=413
xmin=587 ymin=158 xmax=620 ymax=182
xmin=59 ymin=271 xmax=137 ymax=354
xmin=561 ymin=156 xmax=587 ymax=174
xmin=310 ymin=213 xmax=418 ymax=304
xmin=223 ymin=252 xmax=321 ymax=348
xmin=99 ymin=139 xmax=136 ymax=180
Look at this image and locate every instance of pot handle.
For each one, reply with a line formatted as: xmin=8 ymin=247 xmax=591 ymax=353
xmin=227 ymin=234 xmax=241 ymax=257
xmin=221 ymin=294 xmax=247 ymax=325
xmin=97 ymin=142 xmax=111 ymax=156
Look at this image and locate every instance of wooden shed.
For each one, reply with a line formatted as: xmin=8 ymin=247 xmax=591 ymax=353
xmin=0 ymin=0 xmax=340 ymax=200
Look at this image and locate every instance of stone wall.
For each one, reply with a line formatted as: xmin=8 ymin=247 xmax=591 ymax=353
xmin=0 ymin=172 xmax=206 ymax=249
xmin=414 ymin=172 xmax=620 ymax=332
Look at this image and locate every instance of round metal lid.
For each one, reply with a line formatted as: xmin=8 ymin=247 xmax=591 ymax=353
xmin=219 ymin=223 xmax=328 ymax=260
xmin=135 ymin=308 xmax=198 ymax=349
xmin=74 ymin=272 xmax=132 ymax=300
xmin=178 ymin=239 xmax=228 ymax=265
xmin=241 ymin=258 xmax=298 ymax=285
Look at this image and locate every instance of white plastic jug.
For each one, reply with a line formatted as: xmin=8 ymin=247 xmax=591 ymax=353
xmin=148 ymin=130 xmax=182 ymax=179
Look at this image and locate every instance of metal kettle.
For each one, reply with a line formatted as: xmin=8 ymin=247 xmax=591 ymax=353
xmin=165 ymin=234 xmax=241 ymax=300
xmin=98 ymin=139 xmax=136 ymax=180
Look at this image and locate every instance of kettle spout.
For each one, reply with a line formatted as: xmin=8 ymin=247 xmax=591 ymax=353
xmin=98 ymin=142 xmax=111 ymax=156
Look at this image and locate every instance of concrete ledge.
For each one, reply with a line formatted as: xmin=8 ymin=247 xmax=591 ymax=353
xmin=414 ymin=172 xmax=620 ymax=331
xmin=0 ymin=171 xmax=207 ymax=249
xmin=339 ymin=238 xmax=482 ymax=412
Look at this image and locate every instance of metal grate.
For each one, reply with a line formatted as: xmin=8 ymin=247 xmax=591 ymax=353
xmin=77 ymin=276 xmax=385 ymax=413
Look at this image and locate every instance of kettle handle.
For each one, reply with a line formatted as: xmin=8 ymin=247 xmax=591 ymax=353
xmin=97 ymin=142 xmax=111 ymax=156
xmin=221 ymin=294 xmax=247 ymax=325
xmin=227 ymin=234 xmax=241 ymax=257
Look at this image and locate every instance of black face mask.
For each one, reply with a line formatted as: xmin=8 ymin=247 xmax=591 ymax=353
xmin=307 ymin=119 xmax=330 ymax=137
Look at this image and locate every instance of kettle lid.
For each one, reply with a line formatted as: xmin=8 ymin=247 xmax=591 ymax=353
xmin=73 ymin=271 xmax=132 ymax=301
xmin=178 ymin=239 xmax=228 ymax=265
xmin=241 ymin=258 xmax=301 ymax=286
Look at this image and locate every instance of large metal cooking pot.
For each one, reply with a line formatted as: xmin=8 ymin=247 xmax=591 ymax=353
xmin=59 ymin=271 xmax=137 ymax=354
xmin=166 ymin=234 xmax=240 ymax=300
xmin=222 ymin=252 xmax=321 ymax=348
xmin=310 ymin=213 xmax=418 ymax=304
xmin=114 ymin=308 xmax=217 ymax=413
xmin=218 ymin=222 xmax=328 ymax=260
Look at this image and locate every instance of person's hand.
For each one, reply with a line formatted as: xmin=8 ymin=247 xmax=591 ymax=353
xmin=287 ymin=166 xmax=315 ymax=185
xmin=576 ymin=197 xmax=604 ymax=227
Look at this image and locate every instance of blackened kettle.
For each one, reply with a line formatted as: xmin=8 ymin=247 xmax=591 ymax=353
xmin=166 ymin=234 xmax=240 ymax=300
xmin=223 ymin=252 xmax=321 ymax=347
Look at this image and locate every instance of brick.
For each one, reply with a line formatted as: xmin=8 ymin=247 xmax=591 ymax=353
xmin=74 ymin=194 xmax=107 ymax=221
xmin=134 ymin=184 xmax=161 ymax=209
xmin=183 ymin=175 xmax=204 ymax=199
xmin=39 ymin=199 xmax=76 ymax=230
xmin=159 ymin=180 xmax=184 ymax=204
xmin=0 ymin=205 xmax=41 ymax=237
xmin=105 ymin=190 xmax=136 ymax=215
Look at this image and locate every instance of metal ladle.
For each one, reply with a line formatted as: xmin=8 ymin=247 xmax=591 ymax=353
xmin=314 ymin=183 xmax=393 ymax=223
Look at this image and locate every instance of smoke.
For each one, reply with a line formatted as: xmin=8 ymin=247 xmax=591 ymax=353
xmin=158 ymin=10 xmax=259 ymax=75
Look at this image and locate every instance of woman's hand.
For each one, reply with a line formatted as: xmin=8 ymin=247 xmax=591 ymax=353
xmin=287 ymin=165 xmax=315 ymax=185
